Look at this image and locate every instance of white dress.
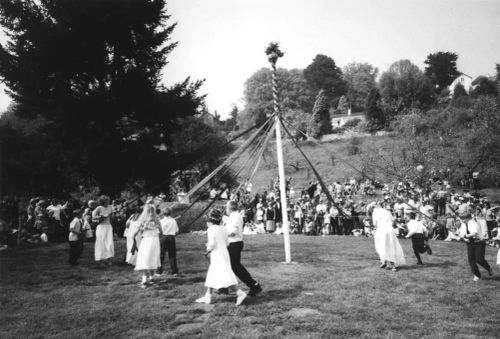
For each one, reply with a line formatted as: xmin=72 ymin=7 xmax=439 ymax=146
xmin=126 ymin=218 xmax=141 ymax=266
xmin=204 ymin=225 xmax=238 ymax=289
xmin=93 ymin=206 xmax=114 ymax=261
xmin=373 ymin=207 xmax=406 ymax=266
xmin=135 ymin=221 xmax=161 ymax=271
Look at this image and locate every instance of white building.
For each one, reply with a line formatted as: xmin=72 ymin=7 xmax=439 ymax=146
xmin=449 ymin=73 xmax=474 ymax=96
xmin=331 ymin=110 xmax=365 ymax=128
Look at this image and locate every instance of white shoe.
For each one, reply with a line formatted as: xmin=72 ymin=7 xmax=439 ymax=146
xmin=154 ymin=273 xmax=162 ymax=277
xmin=196 ymin=295 xmax=212 ymax=304
xmin=236 ymin=290 xmax=247 ymax=306
xmin=473 ymin=276 xmax=480 ymax=282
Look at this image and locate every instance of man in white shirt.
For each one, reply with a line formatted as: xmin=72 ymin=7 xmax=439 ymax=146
xmin=156 ymin=207 xmax=179 ymax=276
xmin=406 ymin=213 xmax=432 ymax=265
xmin=459 ymin=213 xmax=492 ymax=281
xmin=225 ymin=200 xmax=262 ymax=296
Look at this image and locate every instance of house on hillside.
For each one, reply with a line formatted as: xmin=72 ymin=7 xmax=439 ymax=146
xmin=331 ymin=110 xmax=365 ymax=128
xmin=449 ymin=73 xmax=474 ymax=96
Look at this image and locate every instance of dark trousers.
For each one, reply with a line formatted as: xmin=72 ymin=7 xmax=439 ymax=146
xmin=411 ymin=234 xmax=427 ymax=263
xmin=466 ymin=242 xmax=491 ymax=278
xmin=228 ymin=241 xmax=256 ymax=290
xmin=158 ymin=235 xmax=178 ymax=274
xmin=69 ymin=240 xmax=83 ymax=265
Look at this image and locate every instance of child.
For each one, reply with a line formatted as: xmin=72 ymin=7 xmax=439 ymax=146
xmin=68 ymin=209 xmax=84 ymax=266
xmin=196 ymin=209 xmax=247 ymax=306
xmin=305 ymin=217 xmax=315 ymax=235
xmin=363 ymin=217 xmax=373 ymax=236
xmin=133 ymin=204 xmax=162 ymax=288
xmin=406 ymin=213 xmax=432 ymax=265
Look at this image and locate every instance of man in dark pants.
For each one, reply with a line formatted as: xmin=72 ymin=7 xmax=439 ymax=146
xmin=459 ymin=213 xmax=492 ymax=281
xmin=156 ymin=207 xmax=179 ymax=276
xmin=225 ymin=200 xmax=262 ymax=296
xmin=405 ymin=213 xmax=432 ymax=265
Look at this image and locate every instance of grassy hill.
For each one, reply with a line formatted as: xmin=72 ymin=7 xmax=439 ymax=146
xmin=231 ymin=134 xmax=395 ymax=194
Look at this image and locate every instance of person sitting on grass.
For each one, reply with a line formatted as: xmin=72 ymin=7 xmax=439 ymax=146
xmin=405 ymin=213 xmax=432 ymax=265
xmin=196 ymin=208 xmax=247 ymax=306
xmin=133 ymin=204 xmax=162 ymax=288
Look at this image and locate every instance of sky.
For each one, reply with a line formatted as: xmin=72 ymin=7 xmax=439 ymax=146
xmin=1 ymin=0 xmax=500 ymax=118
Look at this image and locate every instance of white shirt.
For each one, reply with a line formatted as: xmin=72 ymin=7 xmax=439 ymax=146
xmin=407 ymin=219 xmax=427 ymax=237
xmin=459 ymin=219 xmax=488 ymax=240
xmin=69 ymin=217 xmax=82 ymax=241
xmin=160 ymin=216 xmax=178 ymax=236
xmin=225 ymin=211 xmax=243 ymax=243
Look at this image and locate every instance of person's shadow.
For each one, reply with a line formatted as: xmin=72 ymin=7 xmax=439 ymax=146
xmin=243 ymin=287 xmax=302 ymax=305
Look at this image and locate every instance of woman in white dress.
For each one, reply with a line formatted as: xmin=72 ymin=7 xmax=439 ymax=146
xmin=196 ymin=209 xmax=247 ymax=306
xmin=373 ymin=202 xmax=406 ymax=271
xmin=124 ymin=205 xmax=142 ymax=266
xmin=133 ymin=204 xmax=161 ymax=288
xmin=93 ymin=196 xmax=114 ymax=266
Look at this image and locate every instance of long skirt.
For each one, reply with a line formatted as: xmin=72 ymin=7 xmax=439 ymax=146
xmin=497 ymin=248 xmax=500 ymax=267
xmin=205 ymin=248 xmax=238 ymax=289
xmin=135 ymin=236 xmax=161 ymax=271
xmin=266 ymin=220 xmax=276 ymax=232
xmin=95 ymin=224 xmax=114 ymax=261
xmin=374 ymin=228 xmax=406 ymax=266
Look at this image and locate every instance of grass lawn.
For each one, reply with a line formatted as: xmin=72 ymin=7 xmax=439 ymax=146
xmin=1 ymin=235 xmax=499 ymax=338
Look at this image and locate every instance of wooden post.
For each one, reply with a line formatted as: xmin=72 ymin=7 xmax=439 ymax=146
xmin=266 ymin=42 xmax=291 ymax=263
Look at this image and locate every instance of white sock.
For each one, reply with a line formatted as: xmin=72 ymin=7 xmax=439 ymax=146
xmin=141 ymin=275 xmax=147 ymax=284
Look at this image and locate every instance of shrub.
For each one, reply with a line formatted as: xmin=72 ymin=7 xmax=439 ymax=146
xmin=342 ymin=118 xmax=362 ymax=129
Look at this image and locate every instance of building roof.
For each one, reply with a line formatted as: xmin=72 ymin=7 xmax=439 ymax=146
xmin=330 ymin=112 xmax=365 ymax=119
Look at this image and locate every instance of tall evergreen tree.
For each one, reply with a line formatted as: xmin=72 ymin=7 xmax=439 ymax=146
xmin=424 ymin=51 xmax=460 ymax=91
xmin=308 ymin=89 xmax=330 ymax=138
xmin=304 ymin=54 xmax=346 ymax=108
xmin=0 ymin=0 xmax=205 ymax=194
xmin=365 ymin=88 xmax=384 ymax=130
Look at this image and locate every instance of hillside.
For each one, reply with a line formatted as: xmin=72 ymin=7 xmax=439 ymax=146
xmin=231 ymin=134 xmax=395 ymax=194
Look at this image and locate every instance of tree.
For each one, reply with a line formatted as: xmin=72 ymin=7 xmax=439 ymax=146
xmin=424 ymin=52 xmax=460 ymax=91
xmin=379 ymin=59 xmax=435 ymax=113
xmin=307 ymin=89 xmax=331 ymax=138
xmin=304 ymin=54 xmax=346 ymax=108
xmin=472 ymin=76 xmax=499 ymax=97
xmin=224 ymin=105 xmax=238 ymax=131
xmin=0 ymin=0 xmax=206 ymax=195
xmin=336 ymin=95 xmax=349 ymax=114
xmin=343 ymin=62 xmax=378 ymax=111
xmin=364 ymin=88 xmax=385 ymax=130
xmin=237 ymin=68 xmax=315 ymax=129
xmin=452 ymin=83 xmax=467 ymax=100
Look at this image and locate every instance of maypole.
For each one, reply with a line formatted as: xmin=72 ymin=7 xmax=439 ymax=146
xmin=265 ymin=42 xmax=292 ymax=263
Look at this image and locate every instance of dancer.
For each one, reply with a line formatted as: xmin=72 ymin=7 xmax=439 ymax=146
xmin=133 ymin=204 xmax=162 ymax=288
xmin=225 ymin=200 xmax=262 ymax=296
xmin=458 ymin=213 xmax=492 ymax=281
xmin=92 ymin=196 xmax=114 ymax=266
xmin=406 ymin=213 xmax=432 ymax=265
xmin=196 ymin=209 xmax=247 ymax=305
xmin=124 ymin=205 xmax=142 ymax=266
xmin=372 ymin=202 xmax=406 ymax=271
xmin=156 ymin=207 xmax=179 ymax=276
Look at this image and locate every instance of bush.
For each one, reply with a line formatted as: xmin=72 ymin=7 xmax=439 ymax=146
xmin=346 ymin=137 xmax=363 ymax=155
xmin=331 ymin=127 xmax=346 ymax=134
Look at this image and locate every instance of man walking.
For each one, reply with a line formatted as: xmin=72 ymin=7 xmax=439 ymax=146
xmin=459 ymin=213 xmax=492 ymax=281
xmin=225 ymin=200 xmax=262 ymax=296
xmin=156 ymin=207 xmax=179 ymax=276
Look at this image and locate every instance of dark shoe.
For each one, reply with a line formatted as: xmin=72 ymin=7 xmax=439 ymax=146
xmin=379 ymin=262 xmax=387 ymax=269
xmin=488 ymin=268 xmax=493 ymax=276
xmin=417 ymin=262 xmax=424 ymax=265
xmin=426 ymin=246 xmax=432 ymax=255
xmin=248 ymin=283 xmax=262 ymax=297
